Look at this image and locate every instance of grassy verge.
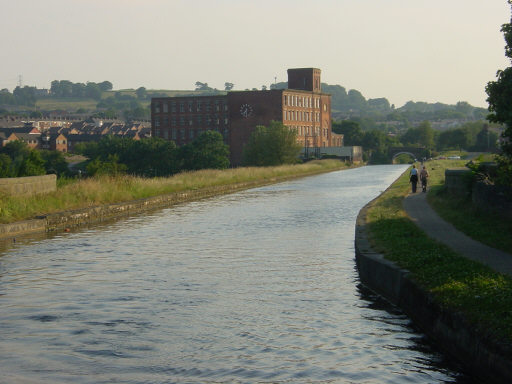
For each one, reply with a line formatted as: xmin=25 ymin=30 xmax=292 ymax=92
xmin=365 ymin=161 xmax=512 ymax=343
xmin=0 ymin=160 xmax=351 ymax=224
xmin=426 ymin=160 xmax=512 ymax=254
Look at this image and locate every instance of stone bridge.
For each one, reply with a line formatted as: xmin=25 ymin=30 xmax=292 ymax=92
xmin=388 ymin=147 xmax=426 ymax=162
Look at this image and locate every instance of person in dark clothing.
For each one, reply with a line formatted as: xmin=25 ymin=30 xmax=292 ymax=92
xmin=410 ymin=165 xmax=418 ymax=193
xmin=420 ymin=166 xmax=429 ymax=192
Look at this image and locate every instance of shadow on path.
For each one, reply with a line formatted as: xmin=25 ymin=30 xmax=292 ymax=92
xmin=403 ymin=191 xmax=512 ymax=278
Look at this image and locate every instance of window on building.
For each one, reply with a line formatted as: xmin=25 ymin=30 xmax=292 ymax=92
xmin=224 ymin=117 xmax=229 ymax=125
xmin=188 ymin=102 xmax=193 ymax=112
xmin=155 ymin=128 xmax=160 ymax=137
xmin=180 ymin=117 xmax=185 ymax=126
xmin=154 ymin=118 xmax=161 ymax=127
xmin=164 ymin=129 xmax=169 ymax=139
xmin=179 ymin=102 xmax=185 ymax=112
xmin=171 ymin=128 xmax=177 ymax=140
xmin=197 ymin=116 xmax=202 ymax=125
xmin=154 ymin=103 xmax=160 ymax=113
xmin=171 ymin=118 xmax=176 ymax=126
xmin=171 ymin=102 xmax=176 ymax=112
xmin=163 ymin=103 xmax=168 ymax=113
xmin=180 ymin=129 xmax=185 ymax=140
xmin=190 ymin=130 xmax=194 ymax=139
xmin=163 ymin=116 xmax=169 ymax=126
xmin=205 ymin=102 xmax=211 ymax=112
xmin=284 ymin=95 xmax=288 ymax=106
xmin=197 ymin=101 xmax=202 ymax=112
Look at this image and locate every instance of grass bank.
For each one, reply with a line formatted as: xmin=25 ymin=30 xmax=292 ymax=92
xmin=0 ymin=160 xmax=351 ymax=224
xmin=365 ymin=160 xmax=512 ymax=343
xmin=427 ymin=162 xmax=512 ymax=254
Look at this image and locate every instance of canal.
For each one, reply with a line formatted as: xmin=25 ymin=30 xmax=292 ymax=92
xmin=0 ymin=165 xmax=477 ymax=383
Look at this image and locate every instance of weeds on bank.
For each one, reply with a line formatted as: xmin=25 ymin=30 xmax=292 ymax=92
xmin=0 ymin=160 xmax=349 ymax=224
xmin=366 ymin=164 xmax=512 ymax=342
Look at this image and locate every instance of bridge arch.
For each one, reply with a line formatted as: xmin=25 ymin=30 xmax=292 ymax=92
xmin=388 ymin=146 xmax=426 ymax=162
xmin=391 ymin=152 xmax=417 ymax=161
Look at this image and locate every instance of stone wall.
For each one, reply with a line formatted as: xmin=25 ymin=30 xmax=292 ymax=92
xmin=444 ymin=168 xmax=472 ymax=197
xmin=472 ymin=181 xmax=512 ymax=219
xmin=0 ymin=175 xmax=57 ymax=196
xmin=355 ymin=200 xmax=512 ymax=383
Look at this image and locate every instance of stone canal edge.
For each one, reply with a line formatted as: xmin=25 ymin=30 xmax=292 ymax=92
xmin=355 ymin=195 xmax=512 ymax=384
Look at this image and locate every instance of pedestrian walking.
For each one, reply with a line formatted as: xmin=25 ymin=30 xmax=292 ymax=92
xmin=410 ymin=165 xmax=419 ymax=193
xmin=420 ymin=166 xmax=429 ymax=193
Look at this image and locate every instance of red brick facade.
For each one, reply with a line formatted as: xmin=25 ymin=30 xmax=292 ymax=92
xmin=151 ymin=68 xmax=343 ymax=165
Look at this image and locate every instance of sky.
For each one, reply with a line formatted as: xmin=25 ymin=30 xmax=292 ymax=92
xmin=1 ymin=0 xmax=510 ymax=108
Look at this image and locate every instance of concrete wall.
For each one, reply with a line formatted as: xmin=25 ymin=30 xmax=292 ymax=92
xmin=354 ymin=201 xmax=512 ymax=383
xmin=0 ymin=174 xmax=56 ymax=196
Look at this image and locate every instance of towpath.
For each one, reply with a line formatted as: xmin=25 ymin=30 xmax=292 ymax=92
xmin=403 ymin=191 xmax=512 ymax=278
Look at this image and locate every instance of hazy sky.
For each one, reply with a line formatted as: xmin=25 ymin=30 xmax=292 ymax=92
xmin=1 ymin=0 xmax=510 ymax=108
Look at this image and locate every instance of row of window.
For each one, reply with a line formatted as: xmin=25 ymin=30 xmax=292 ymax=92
xmin=154 ymin=99 xmax=228 ymax=114
xmin=154 ymin=115 xmax=229 ymax=128
xmin=283 ymin=110 xmax=321 ymax=123
xmin=283 ymin=94 xmax=321 ymax=108
xmin=287 ymin=125 xmax=330 ymax=138
xmin=155 ymin=127 xmax=228 ymax=141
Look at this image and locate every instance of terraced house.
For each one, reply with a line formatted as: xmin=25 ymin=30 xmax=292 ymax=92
xmin=151 ymin=68 xmax=344 ymax=165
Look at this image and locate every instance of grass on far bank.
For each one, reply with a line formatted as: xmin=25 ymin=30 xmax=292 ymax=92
xmin=0 ymin=159 xmax=351 ymax=224
xmin=365 ymin=159 xmax=512 ymax=343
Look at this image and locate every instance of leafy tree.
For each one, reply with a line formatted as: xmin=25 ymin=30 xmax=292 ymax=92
xmin=13 ymin=86 xmax=36 ymax=106
xmin=0 ymin=141 xmax=45 ymax=177
xmin=86 ymin=154 xmax=127 ymax=176
xmin=136 ymin=87 xmax=147 ymax=100
xmin=85 ymin=82 xmax=102 ymax=100
xmin=195 ymin=82 xmax=212 ymax=91
xmin=243 ymin=121 xmax=301 ymax=166
xmin=485 ymin=1 xmax=512 ymax=186
xmin=98 ymin=81 xmax=113 ymax=91
xmin=224 ymin=82 xmax=234 ymax=91
xmin=40 ymin=150 xmax=69 ymax=176
xmin=332 ymin=120 xmax=364 ymax=145
xmin=0 ymin=153 xmax=13 ymax=177
xmin=347 ymin=89 xmax=367 ymax=112
xmin=181 ymin=131 xmax=230 ymax=170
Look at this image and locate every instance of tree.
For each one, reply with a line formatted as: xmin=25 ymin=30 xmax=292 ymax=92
xmin=0 ymin=141 xmax=45 ymax=177
xmin=224 ymin=82 xmax=234 ymax=91
xmin=195 ymin=82 xmax=212 ymax=91
xmin=40 ymin=150 xmax=69 ymax=176
xmin=332 ymin=120 xmax=364 ymax=145
xmin=136 ymin=87 xmax=147 ymax=100
xmin=0 ymin=153 xmax=13 ymax=178
xmin=181 ymin=131 xmax=230 ymax=170
xmin=487 ymin=1 xmax=512 ymax=160
xmin=98 ymin=81 xmax=113 ymax=91
xmin=242 ymin=121 xmax=301 ymax=166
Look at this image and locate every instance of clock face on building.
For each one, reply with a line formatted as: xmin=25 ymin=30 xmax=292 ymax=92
xmin=240 ymin=103 xmax=253 ymax=118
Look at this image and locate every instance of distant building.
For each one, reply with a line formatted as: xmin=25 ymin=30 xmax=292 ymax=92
xmin=151 ymin=68 xmax=343 ymax=165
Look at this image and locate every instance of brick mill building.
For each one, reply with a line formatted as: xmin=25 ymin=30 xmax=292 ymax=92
xmin=151 ymin=68 xmax=343 ymax=165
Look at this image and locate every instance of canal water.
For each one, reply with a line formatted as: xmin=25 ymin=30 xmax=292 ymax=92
xmin=0 ymin=165 xmax=478 ymax=383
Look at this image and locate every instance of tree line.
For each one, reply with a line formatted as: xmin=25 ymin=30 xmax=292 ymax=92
xmin=333 ymin=119 xmax=499 ymax=164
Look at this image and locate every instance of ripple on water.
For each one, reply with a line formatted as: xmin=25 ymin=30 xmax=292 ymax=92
xmin=0 ymin=165 xmax=479 ymax=383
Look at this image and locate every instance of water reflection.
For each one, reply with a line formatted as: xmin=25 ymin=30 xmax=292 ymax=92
xmin=0 ymin=165 xmax=480 ymax=383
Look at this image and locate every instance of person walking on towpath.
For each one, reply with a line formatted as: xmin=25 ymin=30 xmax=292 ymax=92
xmin=420 ymin=166 xmax=429 ymax=193
xmin=409 ymin=165 xmax=419 ymax=193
